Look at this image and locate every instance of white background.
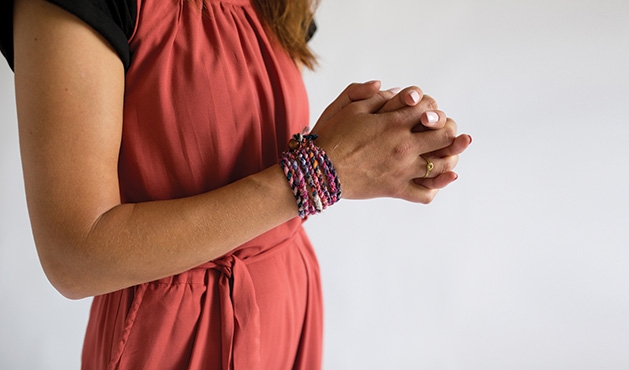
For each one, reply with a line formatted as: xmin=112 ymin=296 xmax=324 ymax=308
xmin=1 ymin=0 xmax=628 ymax=369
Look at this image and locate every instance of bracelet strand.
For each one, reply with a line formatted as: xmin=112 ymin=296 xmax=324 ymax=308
xmin=279 ymin=133 xmax=341 ymax=218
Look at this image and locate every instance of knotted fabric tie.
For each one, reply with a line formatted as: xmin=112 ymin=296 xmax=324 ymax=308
xmin=210 ymin=255 xmax=261 ymax=370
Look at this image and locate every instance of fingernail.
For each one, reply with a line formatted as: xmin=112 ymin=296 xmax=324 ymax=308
xmin=468 ymin=135 xmax=473 ymax=144
xmin=453 ymin=173 xmax=459 ymax=181
xmin=365 ymin=80 xmax=380 ymax=85
xmin=409 ymin=90 xmax=421 ymax=104
xmin=426 ymin=111 xmax=439 ymax=124
xmin=387 ymin=87 xmax=402 ymax=94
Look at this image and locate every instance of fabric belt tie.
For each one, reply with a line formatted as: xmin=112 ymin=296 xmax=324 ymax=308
xmin=210 ymin=255 xmax=261 ymax=370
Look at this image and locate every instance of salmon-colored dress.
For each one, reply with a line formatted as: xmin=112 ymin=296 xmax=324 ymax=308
xmin=81 ymin=0 xmax=323 ymax=369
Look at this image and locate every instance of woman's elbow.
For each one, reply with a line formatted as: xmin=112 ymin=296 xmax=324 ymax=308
xmin=36 ymin=241 xmax=98 ymax=300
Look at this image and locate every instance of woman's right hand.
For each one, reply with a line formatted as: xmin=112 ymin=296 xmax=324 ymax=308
xmin=311 ymin=82 xmax=471 ymax=204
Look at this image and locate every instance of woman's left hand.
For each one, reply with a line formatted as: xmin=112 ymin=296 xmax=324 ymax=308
xmin=375 ymin=86 xmax=472 ymax=190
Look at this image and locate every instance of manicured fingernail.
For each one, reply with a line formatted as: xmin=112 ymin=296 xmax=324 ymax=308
xmin=426 ymin=111 xmax=439 ymax=124
xmin=387 ymin=87 xmax=402 ymax=94
xmin=409 ymin=90 xmax=421 ymax=104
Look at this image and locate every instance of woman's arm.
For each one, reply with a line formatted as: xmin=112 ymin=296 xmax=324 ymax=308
xmin=13 ymin=0 xmax=466 ymax=299
xmin=14 ymin=0 xmax=301 ymax=299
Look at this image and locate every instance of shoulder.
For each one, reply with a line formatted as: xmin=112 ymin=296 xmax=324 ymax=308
xmin=1 ymin=0 xmax=137 ymax=71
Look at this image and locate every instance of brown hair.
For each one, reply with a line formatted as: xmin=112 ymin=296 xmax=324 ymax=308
xmin=252 ymin=0 xmax=319 ymax=69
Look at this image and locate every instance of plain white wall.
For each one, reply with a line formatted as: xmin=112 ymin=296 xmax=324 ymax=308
xmin=1 ymin=0 xmax=628 ymax=369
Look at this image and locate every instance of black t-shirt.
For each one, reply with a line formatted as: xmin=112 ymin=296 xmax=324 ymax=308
xmin=0 ymin=0 xmax=136 ymax=71
xmin=0 ymin=0 xmax=316 ymax=72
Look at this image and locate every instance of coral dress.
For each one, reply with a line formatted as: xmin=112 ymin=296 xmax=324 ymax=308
xmin=81 ymin=0 xmax=323 ymax=369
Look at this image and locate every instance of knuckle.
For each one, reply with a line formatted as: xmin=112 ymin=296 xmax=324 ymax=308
xmin=421 ymin=190 xmax=438 ymax=204
xmin=365 ymin=91 xmax=389 ymax=109
xmin=417 ymin=194 xmax=433 ymax=204
xmin=446 ymin=117 xmax=458 ymax=128
xmin=443 ymin=119 xmax=458 ymax=138
xmin=376 ymin=90 xmax=394 ymax=101
xmin=387 ymin=111 xmax=406 ymax=126
xmin=342 ymin=83 xmax=357 ymax=97
xmin=344 ymin=82 xmax=364 ymax=100
xmin=391 ymin=140 xmax=412 ymax=159
xmin=443 ymin=155 xmax=459 ymax=172
xmin=450 ymin=155 xmax=460 ymax=170
xmin=421 ymin=94 xmax=438 ymax=110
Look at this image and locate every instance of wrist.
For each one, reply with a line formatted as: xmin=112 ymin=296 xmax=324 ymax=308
xmin=279 ymin=133 xmax=342 ymax=218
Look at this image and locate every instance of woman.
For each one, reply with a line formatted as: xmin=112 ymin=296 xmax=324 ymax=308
xmin=1 ymin=0 xmax=471 ymax=368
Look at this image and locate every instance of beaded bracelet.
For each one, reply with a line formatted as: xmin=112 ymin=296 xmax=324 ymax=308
xmin=280 ymin=133 xmax=342 ymax=218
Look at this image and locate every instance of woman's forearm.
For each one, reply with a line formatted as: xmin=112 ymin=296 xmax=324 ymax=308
xmin=42 ymin=164 xmax=298 ymax=299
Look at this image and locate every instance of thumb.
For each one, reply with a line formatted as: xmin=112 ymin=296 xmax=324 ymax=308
xmin=317 ymin=80 xmax=381 ymax=123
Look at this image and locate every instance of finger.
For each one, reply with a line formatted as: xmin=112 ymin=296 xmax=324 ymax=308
xmin=429 ymin=134 xmax=472 ymax=158
xmin=318 ymin=80 xmax=381 ymax=122
xmin=378 ymin=86 xmax=424 ymax=113
xmin=345 ymin=80 xmax=382 ymax=101
xmin=412 ymin=110 xmax=447 ymax=132
xmin=420 ymin=110 xmax=445 ymax=129
xmin=414 ymin=154 xmax=459 ymax=180
xmin=379 ymin=93 xmax=441 ymax=132
xmin=350 ymin=88 xmax=404 ymax=114
xmin=412 ymin=171 xmax=459 ymax=191
xmin=377 ymin=88 xmax=397 ymax=103
xmin=418 ymin=94 xmax=438 ymax=111
xmin=400 ymin=182 xmax=440 ymax=204
xmin=402 ymin=117 xmax=458 ymax=156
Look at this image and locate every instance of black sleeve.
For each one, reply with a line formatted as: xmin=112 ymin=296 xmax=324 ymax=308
xmin=0 ymin=0 xmax=136 ymax=71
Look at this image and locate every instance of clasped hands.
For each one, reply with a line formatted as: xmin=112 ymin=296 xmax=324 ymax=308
xmin=311 ymin=80 xmax=472 ymax=204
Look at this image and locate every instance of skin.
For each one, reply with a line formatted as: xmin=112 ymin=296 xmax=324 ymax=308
xmin=12 ymin=0 xmax=471 ymax=299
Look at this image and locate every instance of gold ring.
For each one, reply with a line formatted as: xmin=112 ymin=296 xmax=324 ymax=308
xmin=421 ymin=156 xmax=434 ymax=179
